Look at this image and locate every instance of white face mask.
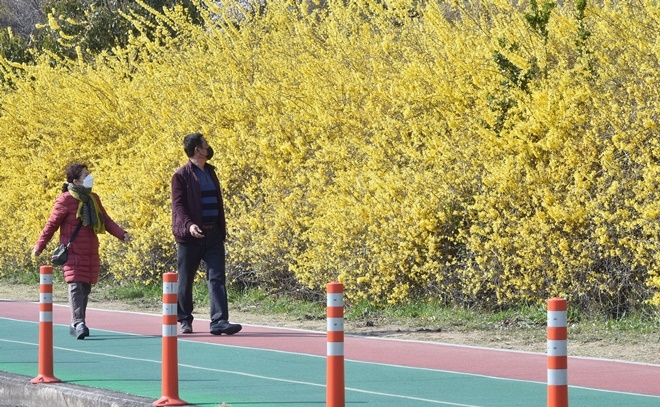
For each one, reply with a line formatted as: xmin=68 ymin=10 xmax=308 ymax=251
xmin=82 ymin=174 xmax=94 ymax=189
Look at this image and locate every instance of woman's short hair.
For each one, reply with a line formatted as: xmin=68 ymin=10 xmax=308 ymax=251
xmin=62 ymin=162 xmax=88 ymax=192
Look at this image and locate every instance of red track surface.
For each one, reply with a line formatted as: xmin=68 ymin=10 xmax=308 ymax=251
xmin=2 ymin=299 xmax=659 ymax=397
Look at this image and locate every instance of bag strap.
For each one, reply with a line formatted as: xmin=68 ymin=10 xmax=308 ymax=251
xmin=67 ymin=221 xmax=84 ymax=246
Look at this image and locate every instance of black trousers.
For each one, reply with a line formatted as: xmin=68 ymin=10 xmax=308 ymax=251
xmin=176 ymin=226 xmax=229 ymax=326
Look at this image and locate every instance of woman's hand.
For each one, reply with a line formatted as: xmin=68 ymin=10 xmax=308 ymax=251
xmin=32 ymin=249 xmax=41 ymax=256
xmin=123 ymin=232 xmax=132 ymax=242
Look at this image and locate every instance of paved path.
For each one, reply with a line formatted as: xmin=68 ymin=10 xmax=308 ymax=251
xmin=1 ymin=299 xmax=659 ymax=406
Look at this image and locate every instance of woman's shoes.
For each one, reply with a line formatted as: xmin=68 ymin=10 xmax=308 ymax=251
xmin=180 ymin=320 xmax=193 ymax=334
xmin=69 ymin=323 xmax=90 ymax=339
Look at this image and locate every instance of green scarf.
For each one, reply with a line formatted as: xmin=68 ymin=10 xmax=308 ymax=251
xmin=67 ymin=184 xmax=106 ymax=234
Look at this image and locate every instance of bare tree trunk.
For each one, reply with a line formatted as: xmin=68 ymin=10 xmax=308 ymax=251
xmin=0 ymin=0 xmax=45 ymax=38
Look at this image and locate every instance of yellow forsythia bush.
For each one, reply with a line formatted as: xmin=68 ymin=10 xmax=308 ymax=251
xmin=1 ymin=0 xmax=660 ymax=311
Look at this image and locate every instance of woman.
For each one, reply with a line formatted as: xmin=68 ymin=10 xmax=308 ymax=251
xmin=33 ymin=163 xmax=131 ymax=339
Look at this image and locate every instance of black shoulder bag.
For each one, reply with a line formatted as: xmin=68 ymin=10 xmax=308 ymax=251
xmin=51 ymin=222 xmax=83 ymax=266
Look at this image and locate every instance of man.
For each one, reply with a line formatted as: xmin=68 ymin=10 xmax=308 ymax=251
xmin=171 ymin=132 xmax=242 ymax=335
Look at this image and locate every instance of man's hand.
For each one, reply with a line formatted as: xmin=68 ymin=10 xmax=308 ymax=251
xmin=189 ymin=224 xmax=204 ymax=239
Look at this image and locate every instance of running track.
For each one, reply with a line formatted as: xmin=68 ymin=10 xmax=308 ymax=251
xmin=1 ymin=299 xmax=659 ymax=406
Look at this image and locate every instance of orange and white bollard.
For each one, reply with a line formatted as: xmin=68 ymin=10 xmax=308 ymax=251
xmin=326 ymin=282 xmax=345 ymax=407
xmin=31 ymin=265 xmax=61 ymax=384
xmin=547 ymin=298 xmax=568 ymax=407
xmin=153 ymin=272 xmax=187 ymax=406
xmin=30 ymin=266 xmax=61 ymax=384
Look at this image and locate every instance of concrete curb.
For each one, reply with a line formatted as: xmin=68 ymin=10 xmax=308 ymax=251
xmin=0 ymin=371 xmax=156 ymax=407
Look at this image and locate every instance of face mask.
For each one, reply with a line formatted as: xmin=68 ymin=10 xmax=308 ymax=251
xmin=199 ymin=146 xmax=214 ymax=160
xmin=82 ymin=174 xmax=94 ymax=189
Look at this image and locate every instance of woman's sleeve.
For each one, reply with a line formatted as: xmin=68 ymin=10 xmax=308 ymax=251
xmin=34 ymin=194 xmax=67 ymax=252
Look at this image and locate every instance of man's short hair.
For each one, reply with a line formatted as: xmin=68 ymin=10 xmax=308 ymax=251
xmin=183 ymin=133 xmax=204 ymax=158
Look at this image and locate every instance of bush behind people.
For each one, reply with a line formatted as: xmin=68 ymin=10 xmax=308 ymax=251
xmin=1 ymin=1 xmax=659 ymax=313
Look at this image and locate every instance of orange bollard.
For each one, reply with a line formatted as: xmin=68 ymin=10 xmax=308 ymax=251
xmin=326 ymin=282 xmax=345 ymax=407
xmin=547 ymin=298 xmax=568 ymax=407
xmin=153 ymin=272 xmax=187 ymax=406
xmin=31 ymin=265 xmax=61 ymax=384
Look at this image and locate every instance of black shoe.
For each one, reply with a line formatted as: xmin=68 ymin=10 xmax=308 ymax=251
xmin=210 ymin=320 xmax=242 ymax=335
xmin=180 ymin=320 xmax=193 ymax=334
xmin=70 ymin=323 xmax=89 ymax=340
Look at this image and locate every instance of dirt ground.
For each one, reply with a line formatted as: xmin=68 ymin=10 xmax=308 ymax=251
xmin=1 ymin=283 xmax=659 ymax=365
